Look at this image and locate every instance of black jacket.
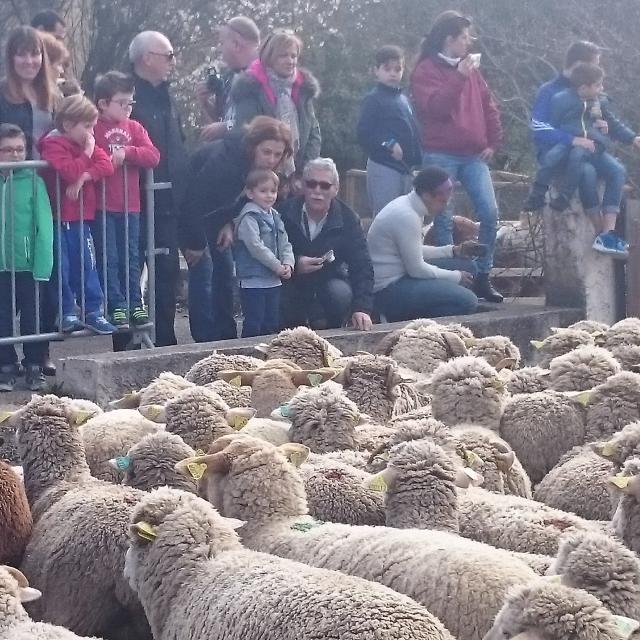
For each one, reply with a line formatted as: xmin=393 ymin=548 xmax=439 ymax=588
xmin=131 ymin=74 xmax=188 ymax=216
xmin=280 ymin=196 xmax=374 ymax=314
xmin=180 ymin=131 xmax=250 ymax=250
xmin=0 ymin=94 xmax=38 ymax=159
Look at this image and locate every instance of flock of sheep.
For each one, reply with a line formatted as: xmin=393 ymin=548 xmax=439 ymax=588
xmin=3 ymin=319 xmax=640 ymax=639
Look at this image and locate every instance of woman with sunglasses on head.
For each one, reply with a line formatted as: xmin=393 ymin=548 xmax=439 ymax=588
xmin=367 ymin=166 xmax=480 ymax=322
xmin=278 ymin=157 xmax=374 ymax=332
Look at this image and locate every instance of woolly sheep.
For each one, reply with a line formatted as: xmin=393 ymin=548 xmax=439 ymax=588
xmin=0 ymin=565 xmax=102 ymax=639
xmin=111 ymin=432 xmax=197 ymax=493
xmin=0 ymin=461 xmax=32 ymax=566
xmin=125 ymin=487 xmax=455 ymax=640
xmin=109 ymin=371 xmax=195 ymax=411
xmin=255 ymin=326 xmax=342 ymax=368
xmin=600 ymin=318 xmax=640 ymax=351
xmin=429 ymin=356 xmax=508 ymax=428
xmin=609 ymin=457 xmax=640 ymax=555
xmin=468 ymin=335 xmax=521 ymax=370
xmin=181 ymin=434 xmax=539 ymax=640
xmin=549 ymin=531 xmax=640 ymax=619
xmin=568 ymin=320 xmax=610 ymax=334
xmin=375 ymin=318 xmax=439 ymax=355
xmin=14 ymin=395 xmax=151 ymax=639
xmin=203 ymin=379 xmax=252 ymax=408
xmin=534 ymin=445 xmax=614 ymax=520
xmin=185 ymin=352 xmax=262 ymax=385
xmin=500 ymin=367 xmax=550 ymax=395
xmin=609 ymin=345 xmax=640 ymax=373
xmin=499 ymin=391 xmax=585 ymax=484
xmin=0 ymin=416 xmax=19 ymax=464
xmin=592 ymin=422 xmax=640 ymax=472
xmin=530 ymin=328 xmax=594 ymax=368
xmin=483 ymin=581 xmax=633 ymax=640
xmin=548 ymin=346 xmax=621 ymax=392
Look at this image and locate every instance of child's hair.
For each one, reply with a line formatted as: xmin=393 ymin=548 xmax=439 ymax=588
xmin=565 ymin=41 xmax=600 ymax=69
xmin=375 ymin=45 xmax=404 ymax=67
xmin=59 ymin=77 xmax=83 ymax=98
xmin=246 ymin=168 xmax=279 ymax=191
xmin=54 ymin=94 xmax=99 ymax=131
xmin=569 ymin=62 xmax=604 ymax=89
xmin=94 ymin=71 xmax=135 ymax=106
xmin=0 ymin=123 xmax=26 ymax=145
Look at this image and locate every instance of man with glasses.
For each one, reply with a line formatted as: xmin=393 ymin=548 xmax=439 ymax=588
xmin=127 ymin=31 xmax=187 ymax=347
xmin=279 ymin=158 xmax=374 ymax=331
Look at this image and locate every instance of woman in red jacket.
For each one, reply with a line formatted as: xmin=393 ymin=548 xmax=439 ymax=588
xmin=410 ymin=10 xmax=503 ymax=303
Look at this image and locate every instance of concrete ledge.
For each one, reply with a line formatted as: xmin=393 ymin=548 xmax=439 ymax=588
xmin=58 ymin=304 xmax=582 ymax=406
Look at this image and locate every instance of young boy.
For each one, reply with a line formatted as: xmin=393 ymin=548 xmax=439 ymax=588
xmin=93 ymin=71 xmax=160 ymax=329
xmin=356 ymin=45 xmax=422 ymax=215
xmin=0 ymin=124 xmax=53 ymax=391
xmin=233 ymin=169 xmax=294 ymax=338
xmin=39 ymin=94 xmax=117 ymax=334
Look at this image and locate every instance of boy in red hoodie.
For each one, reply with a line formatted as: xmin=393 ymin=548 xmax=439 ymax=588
xmin=40 ymin=94 xmax=116 ymax=334
xmin=93 ymin=71 xmax=160 ymax=329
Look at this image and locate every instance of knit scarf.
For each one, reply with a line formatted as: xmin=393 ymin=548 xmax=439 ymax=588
xmin=267 ymin=69 xmax=299 ymax=176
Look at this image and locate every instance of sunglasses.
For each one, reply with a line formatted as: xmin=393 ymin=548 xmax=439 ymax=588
xmin=305 ymin=179 xmax=334 ymax=191
xmin=149 ymin=51 xmax=176 ymax=61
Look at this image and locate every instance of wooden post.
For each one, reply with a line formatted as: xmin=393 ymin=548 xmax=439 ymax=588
xmin=626 ymin=199 xmax=640 ymax=317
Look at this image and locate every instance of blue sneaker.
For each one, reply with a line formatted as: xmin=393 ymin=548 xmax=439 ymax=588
xmin=60 ymin=314 xmax=84 ymax=333
xmin=85 ymin=313 xmax=117 ymax=335
xmin=593 ymin=231 xmax=628 ymax=258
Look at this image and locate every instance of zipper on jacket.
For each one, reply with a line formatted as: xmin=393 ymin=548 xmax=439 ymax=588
xmin=581 ymin=101 xmax=587 ymax=138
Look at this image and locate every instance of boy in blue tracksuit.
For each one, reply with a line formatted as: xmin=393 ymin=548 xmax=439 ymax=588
xmin=356 ymin=45 xmax=422 ymax=215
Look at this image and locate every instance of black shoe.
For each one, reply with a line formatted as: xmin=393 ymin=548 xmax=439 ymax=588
xmin=473 ymin=273 xmax=504 ymax=303
xmin=42 ymin=357 xmax=56 ymax=377
xmin=25 ymin=364 xmax=47 ymax=392
xmin=549 ymin=194 xmax=571 ymax=212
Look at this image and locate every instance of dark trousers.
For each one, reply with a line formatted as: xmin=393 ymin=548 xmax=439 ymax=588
xmin=240 ymin=286 xmax=281 ymax=338
xmin=0 ymin=272 xmax=47 ymax=366
xmin=92 ymin=212 xmax=143 ymax=311
xmin=281 ymin=277 xmax=353 ymax=329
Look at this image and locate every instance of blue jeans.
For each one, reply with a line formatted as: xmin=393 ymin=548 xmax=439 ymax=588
xmin=92 ymin=212 xmax=142 ymax=311
xmin=58 ymin=222 xmax=104 ymax=317
xmin=281 ymin=277 xmax=353 ymax=329
xmin=374 ymin=258 xmax=478 ymax=322
xmin=240 ymin=286 xmax=281 ymax=338
xmin=571 ymin=150 xmax=627 ymax=214
xmin=423 ymin=151 xmax=498 ymax=274
xmin=187 ymin=247 xmax=237 ymax=342
xmin=366 ymin=159 xmax=412 ymax=215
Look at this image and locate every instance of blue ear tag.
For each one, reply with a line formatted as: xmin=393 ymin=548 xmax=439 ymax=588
xmin=115 ymin=456 xmax=131 ymax=471
xmin=279 ymin=404 xmax=290 ymax=417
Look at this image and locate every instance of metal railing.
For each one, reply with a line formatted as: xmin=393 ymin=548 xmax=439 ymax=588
xmin=0 ymin=160 xmax=162 ymax=354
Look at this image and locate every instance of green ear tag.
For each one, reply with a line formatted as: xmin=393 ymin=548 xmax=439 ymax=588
xmin=612 ymin=615 xmax=640 ymax=639
xmin=229 ymin=376 xmax=242 ymax=387
xmin=279 ymin=404 xmax=290 ymax=417
xmin=307 ymin=373 xmax=323 ymax=387
xmin=115 ymin=456 xmax=130 ymax=471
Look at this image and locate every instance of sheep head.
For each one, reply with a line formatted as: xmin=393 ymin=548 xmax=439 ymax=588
xmin=0 ymin=565 xmax=41 ymax=603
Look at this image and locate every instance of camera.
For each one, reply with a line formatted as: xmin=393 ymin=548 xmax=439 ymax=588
xmin=206 ymin=66 xmax=225 ymax=97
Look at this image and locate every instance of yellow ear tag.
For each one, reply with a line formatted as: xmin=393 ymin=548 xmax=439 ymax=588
xmin=463 ymin=338 xmax=477 ymax=347
xmin=324 ymin=353 xmax=335 ymax=367
xmin=540 ymin=574 xmax=563 ymax=584
xmin=574 ymin=391 xmax=591 ymax=407
xmin=464 ymin=450 xmax=481 ymax=466
xmin=187 ymin=462 xmax=207 ymax=480
xmin=307 ymin=373 xmax=323 ymax=387
xmin=233 ymin=416 xmax=250 ymax=430
xmin=530 ymin=340 xmax=544 ymax=349
xmin=612 ymin=615 xmax=640 ymax=639
xmin=491 ymin=379 xmax=505 ymax=391
xmin=288 ymin=451 xmax=307 ymax=468
xmin=229 ymin=376 xmax=242 ymax=387
xmin=602 ymin=443 xmax=616 ymax=457
xmin=610 ymin=475 xmax=631 ymax=489
xmin=72 ymin=410 xmax=94 ymax=426
xmin=195 ymin=449 xmax=205 ymax=456
xmin=366 ymin=473 xmax=388 ymax=493
xmin=134 ymin=521 xmax=157 ymax=542
xmin=0 ymin=411 xmax=14 ymax=424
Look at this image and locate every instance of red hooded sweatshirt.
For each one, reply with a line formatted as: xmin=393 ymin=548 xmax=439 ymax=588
xmin=93 ymin=117 xmax=160 ymax=213
xmin=39 ymin=130 xmax=114 ymax=222
xmin=410 ymin=56 xmax=503 ymax=156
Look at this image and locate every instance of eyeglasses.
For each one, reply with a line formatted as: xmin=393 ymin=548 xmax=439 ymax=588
xmin=149 ymin=51 xmax=176 ymax=61
xmin=0 ymin=146 xmax=26 ymax=155
xmin=305 ymin=179 xmax=334 ymax=191
xmin=111 ymin=99 xmax=136 ymax=108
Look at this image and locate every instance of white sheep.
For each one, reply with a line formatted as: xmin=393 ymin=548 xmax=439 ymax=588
xmin=500 ymin=366 xmax=550 ymax=395
xmin=185 ymin=352 xmax=262 ymax=385
xmin=608 ymin=457 xmax=640 ymax=556
xmin=203 ymin=379 xmax=252 ymax=408
xmin=567 ymin=320 xmax=610 ymax=334
xmin=468 ymin=335 xmax=521 ymax=370
xmin=254 ymin=326 xmax=342 ymax=368
xmin=109 ymin=371 xmax=195 ymax=411
xmin=530 ymin=328 xmax=594 ymax=368
xmin=548 ymin=346 xmax=621 ymax=392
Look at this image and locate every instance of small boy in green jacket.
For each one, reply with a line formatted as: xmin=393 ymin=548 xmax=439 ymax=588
xmin=0 ymin=123 xmax=54 ymax=391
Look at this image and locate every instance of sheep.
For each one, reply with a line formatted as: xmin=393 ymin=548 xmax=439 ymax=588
xmin=499 ymin=391 xmax=586 ymax=484
xmin=110 ymin=432 xmax=197 ymax=493
xmin=609 ymin=345 xmax=640 ymax=373
xmin=0 ymin=415 xmax=20 ymax=465
xmin=531 ymin=328 xmax=594 ymax=368
xmin=0 ymin=565 xmax=102 ymax=639
xmin=254 ymin=326 xmax=342 ymax=368
xmin=608 ymin=457 xmax=640 ymax=555
xmin=592 ymin=422 xmax=640 ymax=472
xmin=534 ymin=445 xmax=614 ymax=520
xmin=428 ymin=356 xmax=508 ymax=428
xmin=375 ymin=318 xmax=439 ymax=355
xmin=549 ymin=531 xmax=640 ymax=620
xmin=203 ymin=379 xmax=252 ymax=408
xmin=13 ymin=395 xmax=151 ymax=640
xmin=600 ymin=318 xmax=640 ymax=351
xmin=0 ymin=461 xmax=32 ymax=566
xmin=185 ymin=352 xmax=262 ymax=385
xmin=468 ymin=335 xmax=521 ymax=370
xmin=568 ymin=320 xmax=610 ymax=334
xmin=125 ymin=487 xmax=455 ymax=640
xmin=548 ymin=346 xmax=621 ymax=392
xmin=80 ymin=409 xmax=161 ymax=483
xmin=483 ymin=581 xmax=633 ymax=640
xmin=180 ymin=433 xmax=539 ymax=640
xmin=218 ymin=359 xmax=338 ymax=417
xmin=500 ymin=366 xmax=550 ymax=395
xmin=109 ymin=371 xmax=195 ymax=410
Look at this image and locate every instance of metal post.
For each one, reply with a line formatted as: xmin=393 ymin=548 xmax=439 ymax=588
xmin=626 ymin=200 xmax=640 ymax=317
xmin=145 ymin=169 xmax=156 ymax=345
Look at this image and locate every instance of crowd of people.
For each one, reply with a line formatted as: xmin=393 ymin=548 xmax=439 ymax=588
xmin=0 ymin=8 xmax=638 ymax=391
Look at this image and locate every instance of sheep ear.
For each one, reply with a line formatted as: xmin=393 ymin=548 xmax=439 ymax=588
xmin=138 ymin=404 xmax=166 ymax=423
xmin=539 ymin=574 xmax=563 ymax=584
xmin=278 ymin=443 xmax=310 ymax=467
xmin=333 ymin=362 xmax=351 ymax=386
xmin=608 ymin=474 xmax=633 ymax=492
xmin=385 ymin=365 xmax=403 ymax=391
xmin=290 ymin=369 xmax=337 ymax=388
xmin=175 ymin=453 xmax=230 ymax=478
xmin=463 ymin=337 xmax=477 ymax=347
xmin=571 ymin=391 xmax=592 ymax=407
xmin=218 ymin=370 xmax=256 ymax=387
xmin=530 ymin=340 xmax=544 ymax=349
xmin=354 ymin=351 xmax=374 ymax=357
xmin=108 ymin=390 xmax=141 ymax=409
xmin=592 ymin=331 xmax=607 ymax=346
xmin=132 ymin=521 xmax=158 ymax=543
xmin=19 ymin=586 xmax=42 ymax=602
xmin=254 ymin=343 xmax=269 ymax=355
xmin=496 ymin=451 xmax=516 ymax=472
xmin=455 ymin=467 xmax=483 ymax=488
xmin=464 ymin=450 xmax=483 ymax=467
xmin=612 ymin=615 xmax=640 ymax=639
xmin=70 ymin=409 xmax=94 ymax=427
xmin=592 ymin=441 xmax=616 ymax=459
xmin=225 ymin=407 xmax=256 ymax=430
xmin=0 ymin=410 xmax=14 ymax=424
xmin=4 ymin=566 xmax=29 ymax=588
xmin=495 ymin=357 xmax=518 ymax=372
xmin=365 ymin=467 xmax=398 ymax=492
xmin=321 ymin=346 xmax=335 ymax=368
xmin=538 ymin=369 xmax=551 ymax=377
xmin=223 ymin=517 xmax=246 ymax=530
xmin=442 ymin=331 xmax=467 ymax=357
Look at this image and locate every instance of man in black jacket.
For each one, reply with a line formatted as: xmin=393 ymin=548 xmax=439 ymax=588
xmin=279 ymin=158 xmax=374 ymax=331
xmin=128 ymin=31 xmax=188 ymax=346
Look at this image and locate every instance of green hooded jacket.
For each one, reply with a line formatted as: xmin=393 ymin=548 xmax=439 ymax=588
xmin=0 ymin=168 xmax=53 ymax=281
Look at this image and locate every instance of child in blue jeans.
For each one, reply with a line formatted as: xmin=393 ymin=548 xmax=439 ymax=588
xmin=233 ymin=169 xmax=294 ymax=338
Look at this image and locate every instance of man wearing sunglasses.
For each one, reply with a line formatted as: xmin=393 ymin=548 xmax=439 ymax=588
xmin=127 ymin=31 xmax=188 ymax=347
xmin=279 ymin=158 xmax=374 ymax=331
